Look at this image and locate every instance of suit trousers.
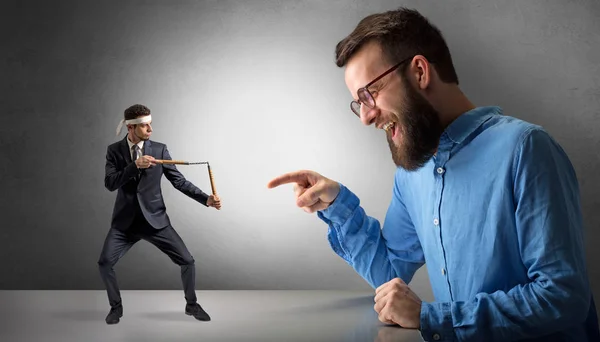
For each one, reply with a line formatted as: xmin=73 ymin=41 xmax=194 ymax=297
xmin=98 ymin=207 xmax=197 ymax=308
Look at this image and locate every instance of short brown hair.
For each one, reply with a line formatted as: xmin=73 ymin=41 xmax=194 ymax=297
xmin=335 ymin=7 xmax=458 ymax=84
xmin=124 ymin=104 xmax=151 ymax=121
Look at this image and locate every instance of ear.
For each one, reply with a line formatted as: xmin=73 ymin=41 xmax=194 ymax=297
xmin=409 ymin=55 xmax=431 ymax=90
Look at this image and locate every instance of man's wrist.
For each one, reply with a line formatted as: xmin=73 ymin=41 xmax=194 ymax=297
xmin=419 ymin=302 xmax=455 ymax=341
xmin=326 ymin=185 xmax=341 ymax=208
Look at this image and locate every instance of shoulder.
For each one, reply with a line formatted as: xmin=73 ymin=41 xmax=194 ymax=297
xmin=490 ymin=115 xmax=563 ymax=159
xmin=483 ymin=113 xmax=545 ymax=144
xmin=478 ymin=113 xmax=571 ymax=171
xmin=491 ymin=118 xmax=576 ymax=189
xmin=108 ymin=140 xmax=122 ymax=149
xmin=513 ymin=124 xmax=570 ymax=167
xmin=107 ymin=140 xmax=123 ymax=152
xmin=148 ymin=140 xmax=166 ymax=149
xmin=479 ymin=114 xmax=566 ymax=165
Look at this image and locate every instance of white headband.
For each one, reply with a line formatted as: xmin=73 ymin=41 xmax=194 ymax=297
xmin=115 ymin=115 xmax=152 ymax=136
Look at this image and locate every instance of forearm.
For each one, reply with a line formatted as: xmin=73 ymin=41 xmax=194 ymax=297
xmin=105 ymin=161 xmax=139 ymax=191
xmin=318 ymin=184 xmax=423 ymax=288
xmin=173 ymin=178 xmax=210 ymax=206
xmin=160 ymin=146 xmax=210 ymax=205
xmin=421 ymin=276 xmax=590 ymax=341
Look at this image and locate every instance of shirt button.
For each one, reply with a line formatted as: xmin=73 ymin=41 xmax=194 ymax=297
xmin=436 ymin=167 xmax=445 ymax=174
xmin=441 ymin=268 xmax=446 ymax=276
xmin=433 ymin=218 xmax=439 ymax=226
xmin=433 ymin=333 xmax=441 ymax=340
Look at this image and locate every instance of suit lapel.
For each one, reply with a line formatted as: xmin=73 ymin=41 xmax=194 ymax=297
xmin=120 ymin=136 xmax=132 ymax=163
xmin=138 ymin=140 xmax=153 ymax=183
xmin=144 ymin=140 xmax=153 ymax=158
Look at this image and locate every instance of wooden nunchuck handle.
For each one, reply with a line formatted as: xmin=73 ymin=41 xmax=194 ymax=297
xmin=155 ymin=160 xmax=187 ymax=165
xmin=208 ymin=164 xmax=217 ymax=196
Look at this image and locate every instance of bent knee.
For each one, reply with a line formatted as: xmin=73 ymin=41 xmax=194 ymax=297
xmin=98 ymin=257 xmax=116 ymax=268
xmin=177 ymin=255 xmax=195 ymax=266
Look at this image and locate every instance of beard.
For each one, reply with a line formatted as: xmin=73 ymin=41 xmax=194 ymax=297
xmin=135 ymin=130 xmax=150 ymax=141
xmin=387 ymin=76 xmax=444 ymax=171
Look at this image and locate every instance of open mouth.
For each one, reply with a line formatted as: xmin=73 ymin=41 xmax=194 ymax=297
xmin=382 ymin=122 xmax=398 ymax=139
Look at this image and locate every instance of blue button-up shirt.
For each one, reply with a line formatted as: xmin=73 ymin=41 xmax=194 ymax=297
xmin=317 ymin=106 xmax=599 ymax=341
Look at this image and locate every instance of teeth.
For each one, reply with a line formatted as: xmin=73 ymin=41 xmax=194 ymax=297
xmin=382 ymin=122 xmax=394 ymax=132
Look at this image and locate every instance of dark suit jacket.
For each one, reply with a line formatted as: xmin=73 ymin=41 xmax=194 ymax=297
xmin=105 ymin=136 xmax=210 ymax=230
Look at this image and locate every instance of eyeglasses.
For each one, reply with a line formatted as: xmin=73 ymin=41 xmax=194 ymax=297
xmin=350 ymin=57 xmax=412 ymax=117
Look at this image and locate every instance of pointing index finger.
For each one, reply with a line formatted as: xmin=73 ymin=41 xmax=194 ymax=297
xmin=267 ymin=170 xmax=310 ymax=189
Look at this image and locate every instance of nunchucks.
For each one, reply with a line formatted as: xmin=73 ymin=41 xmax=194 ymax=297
xmin=154 ymin=160 xmax=218 ymax=198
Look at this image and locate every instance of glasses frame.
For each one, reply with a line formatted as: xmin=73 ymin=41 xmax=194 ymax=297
xmin=350 ymin=57 xmax=413 ymax=117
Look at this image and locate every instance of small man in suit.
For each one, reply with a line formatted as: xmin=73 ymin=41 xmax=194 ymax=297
xmin=99 ymin=104 xmax=221 ymax=324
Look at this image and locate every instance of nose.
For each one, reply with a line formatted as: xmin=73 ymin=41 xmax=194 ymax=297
xmin=360 ymin=104 xmax=379 ymax=126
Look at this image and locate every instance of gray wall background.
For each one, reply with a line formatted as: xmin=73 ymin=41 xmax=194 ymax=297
xmin=1 ymin=0 xmax=599 ymax=304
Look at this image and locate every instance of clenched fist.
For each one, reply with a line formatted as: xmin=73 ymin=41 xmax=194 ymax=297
xmin=374 ymin=278 xmax=422 ymax=329
xmin=207 ymin=195 xmax=221 ymax=210
xmin=267 ymin=170 xmax=340 ymax=213
xmin=135 ymin=155 xmax=156 ymax=169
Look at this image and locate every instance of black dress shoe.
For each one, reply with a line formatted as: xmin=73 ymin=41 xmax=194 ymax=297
xmin=185 ymin=303 xmax=210 ymax=321
xmin=105 ymin=305 xmax=123 ymax=325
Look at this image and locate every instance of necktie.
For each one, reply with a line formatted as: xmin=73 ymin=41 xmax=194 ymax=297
xmin=132 ymin=145 xmax=142 ymax=182
xmin=132 ymin=145 xmax=141 ymax=161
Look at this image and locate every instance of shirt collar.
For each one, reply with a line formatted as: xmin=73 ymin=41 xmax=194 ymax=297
xmin=443 ymin=106 xmax=502 ymax=145
xmin=126 ymin=136 xmax=144 ymax=151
